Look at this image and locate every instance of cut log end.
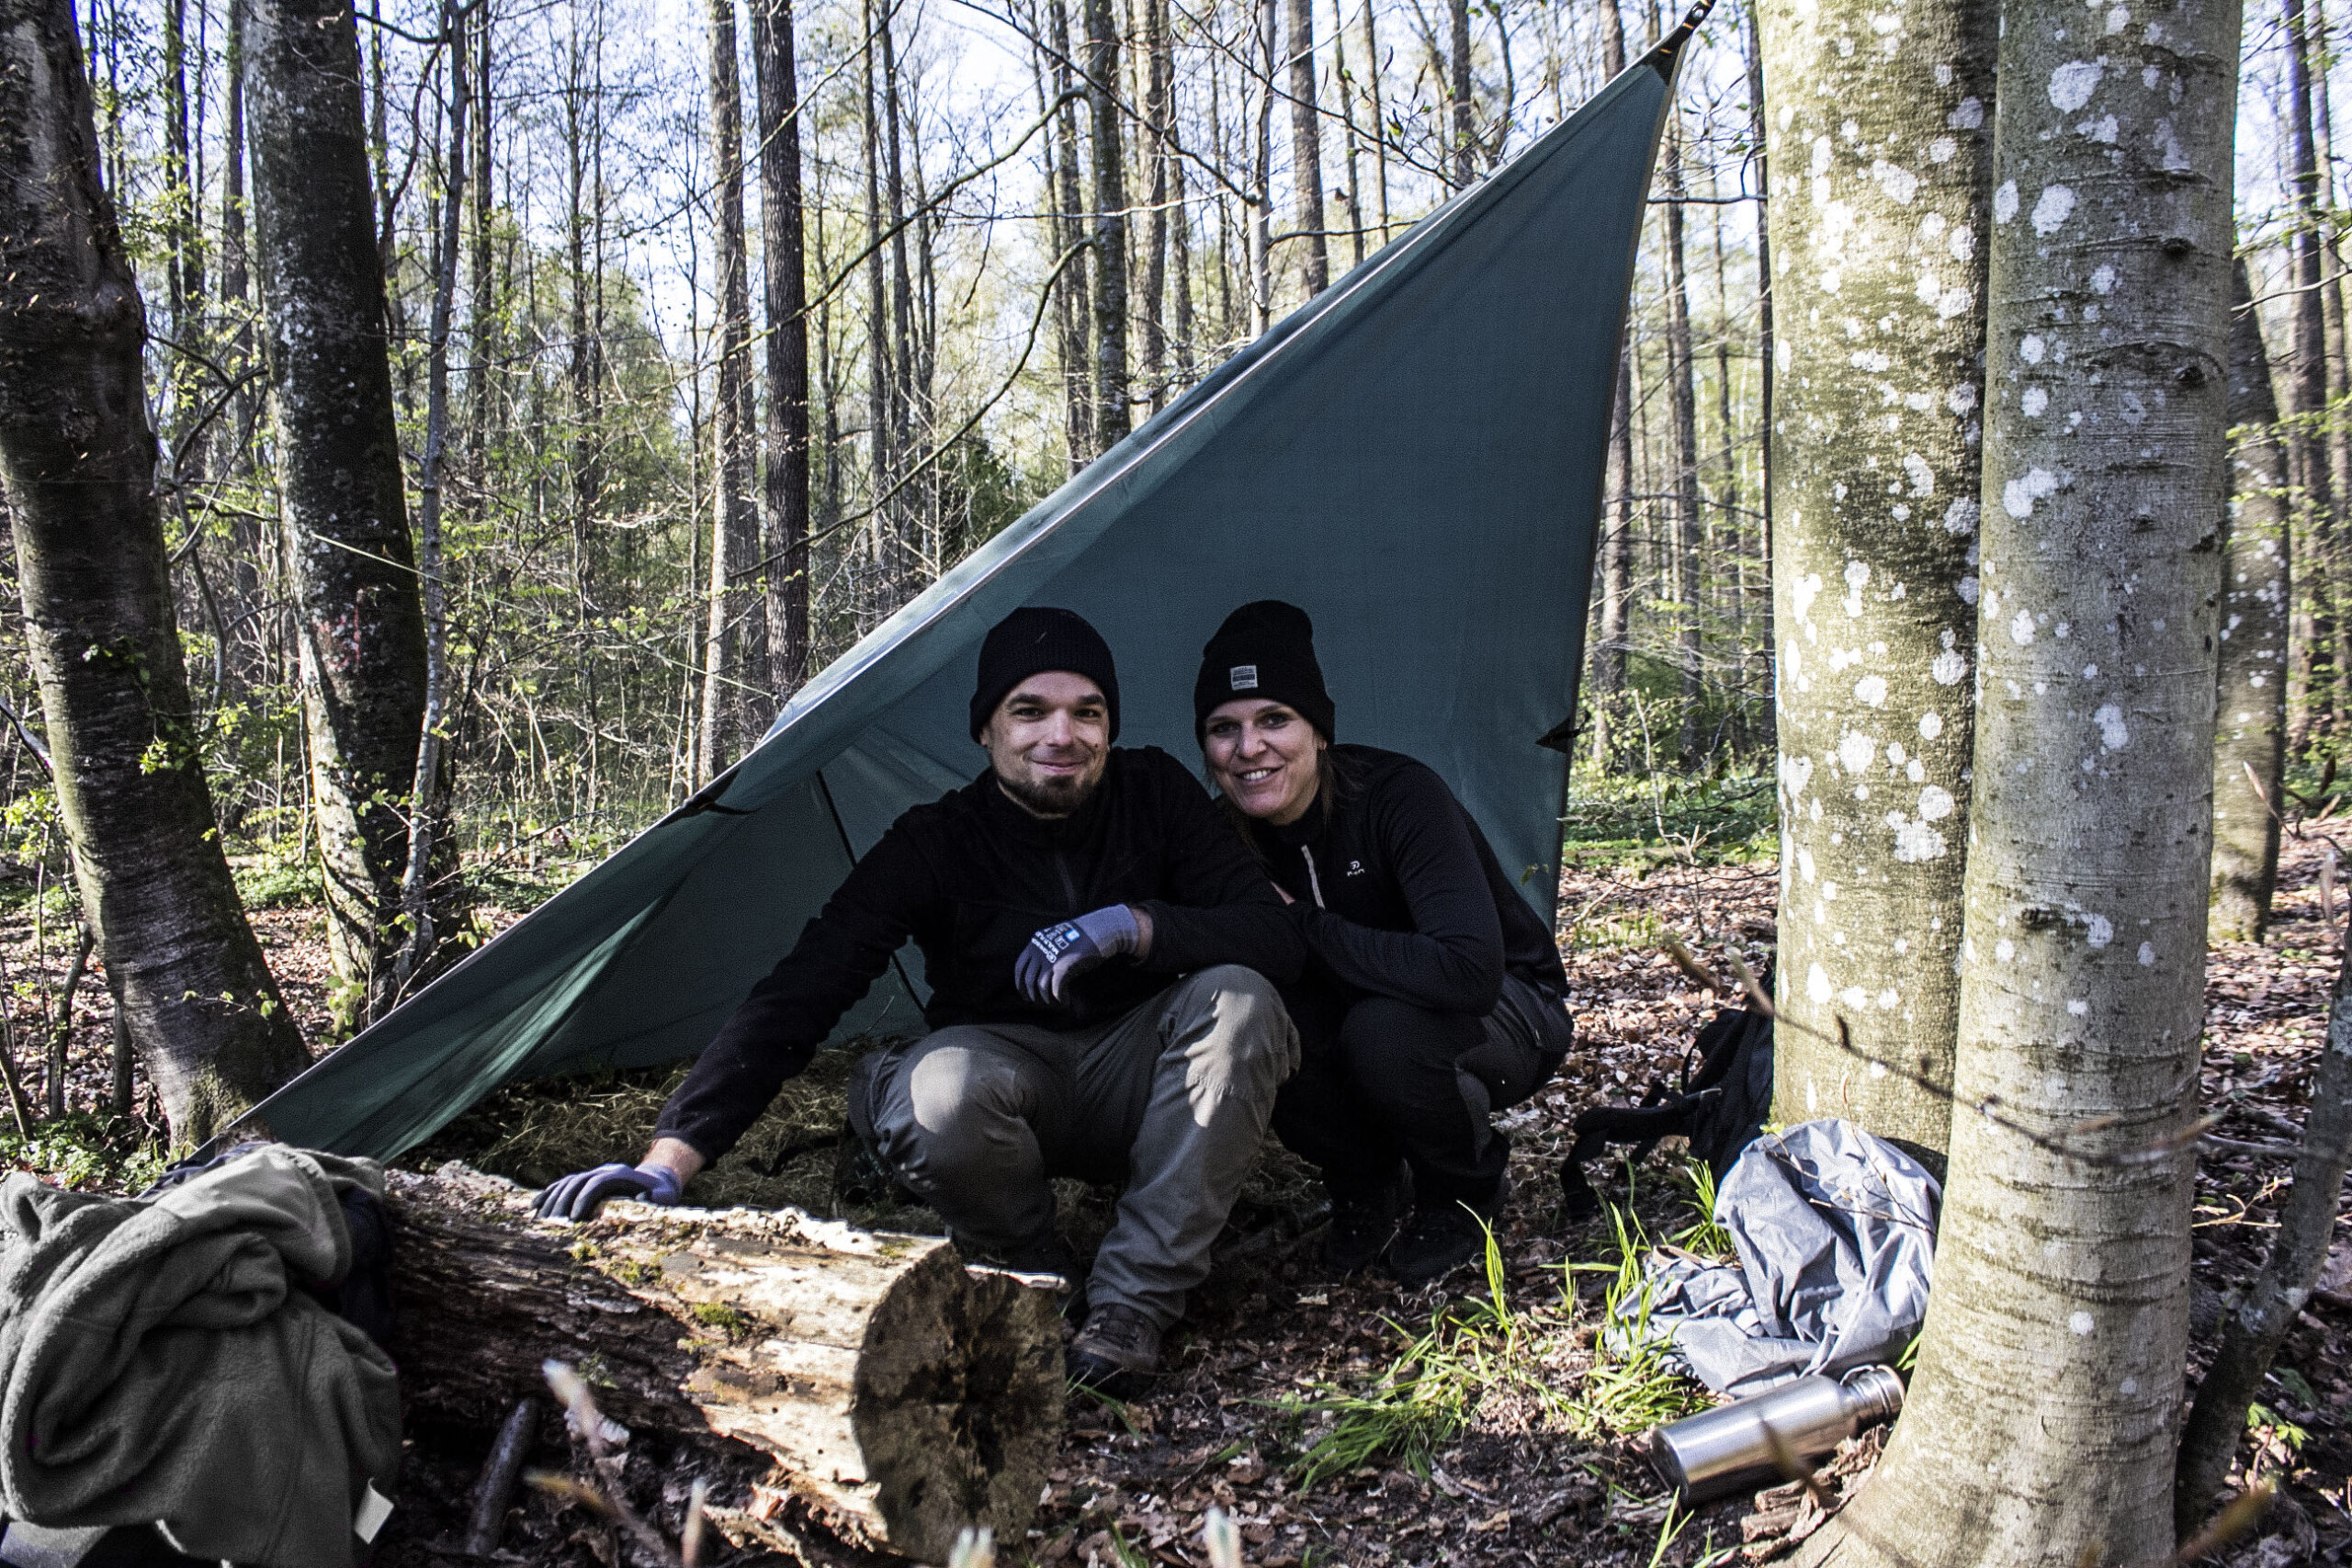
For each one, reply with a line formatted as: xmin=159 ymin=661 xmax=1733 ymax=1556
xmin=388 ymin=1164 xmax=1064 ymax=1562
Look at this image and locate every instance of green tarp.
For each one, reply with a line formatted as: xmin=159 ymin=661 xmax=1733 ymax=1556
xmin=243 ymin=28 xmax=1694 ymax=1161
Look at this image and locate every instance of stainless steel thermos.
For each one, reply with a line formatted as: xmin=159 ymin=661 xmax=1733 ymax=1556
xmin=1646 ymin=1366 xmax=1905 ymax=1503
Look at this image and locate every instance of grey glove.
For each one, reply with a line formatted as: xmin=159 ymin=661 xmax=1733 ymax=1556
xmin=1015 ymin=905 xmax=1143 ymax=1004
xmin=535 ymin=1160 xmax=684 ymax=1222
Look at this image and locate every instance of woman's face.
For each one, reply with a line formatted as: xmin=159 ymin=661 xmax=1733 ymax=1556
xmin=1203 ymin=698 xmax=1326 ymax=825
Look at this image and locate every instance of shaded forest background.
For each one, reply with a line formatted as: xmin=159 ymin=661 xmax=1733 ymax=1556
xmin=0 ymin=0 xmax=2326 ymax=1097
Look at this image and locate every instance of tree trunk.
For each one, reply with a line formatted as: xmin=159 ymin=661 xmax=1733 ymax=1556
xmin=879 ymin=8 xmax=917 ymax=591
xmin=2211 ymin=257 xmax=2292 ymax=943
xmin=1446 ymin=0 xmax=1470 ymax=189
xmin=2289 ymin=0 xmax=2337 ymax=749
xmin=1249 ymin=0 xmax=1274 ymax=333
xmin=1661 ymin=113 xmax=1703 ymax=763
xmin=1140 ymin=0 xmax=1170 ymax=404
xmin=2174 ymin=930 xmax=2352 ymax=1531
xmin=1088 ymin=0 xmax=1130 ymax=445
xmin=243 ymin=0 xmax=432 ymax=1033
xmin=1759 ymin=0 xmax=1995 ymax=1157
xmin=1330 ymin=0 xmax=1361 ymax=268
xmin=753 ymin=0 xmax=811 ymax=700
xmin=467 ymin=0 xmax=495 ymax=476
xmin=387 ymin=1167 xmax=1064 ymax=1563
xmin=859 ymin=0 xmax=892 ymax=612
xmin=0 ymin=0 xmax=311 ymax=1144
xmin=1359 ymin=0 xmax=1386 ymax=243
xmin=1162 ymin=1 xmax=1192 ymax=378
xmin=1588 ymin=0 xmax=1633 ymax=773
xmin=1745 ymin=0 xmax=1773 ymax=628
xmin=1796 ymin=0 xmax=2240 ymax=1555
xmin=394 ymin=0 xmax=469 ymax=1002
xmin=1047 ymin=0 xmax=1094 ymax=465
xmin=1285 ymin=0 xmax=1327 ymax=299
xmin=700 ymin=0 xmax=758 ymax=783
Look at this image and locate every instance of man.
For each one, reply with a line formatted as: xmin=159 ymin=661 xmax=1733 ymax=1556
xmin=537 ymin=606 xmax=1302 ymax=1393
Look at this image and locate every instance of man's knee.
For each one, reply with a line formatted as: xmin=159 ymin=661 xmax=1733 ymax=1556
xmin=873 ymin=1040 xmax=1035 ymax=1185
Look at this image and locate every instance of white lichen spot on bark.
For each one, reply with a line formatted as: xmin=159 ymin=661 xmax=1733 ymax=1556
xmin=2069 ymin=1311 xmax=2096 ymax=1335
xmin=2047 ymin=59 xmax=2104 ymax=110
xmin=2094 ymin=703 xmax=2129 ymax=749
xmin=1857 ymin=674 xmax=1891 ymax=705
xmin=1919 ymin=710 xmax=1946 ymax=739
xmin=1995 ymin=179 xmax=2020 ymax=221
xmin=2086 ymin=912 xmax=2113 ymax=946
xmin=2137 ymin=942 xmax=2157 ymax=966
xmin=2031 ymin=185 xmax=2078 ymax=233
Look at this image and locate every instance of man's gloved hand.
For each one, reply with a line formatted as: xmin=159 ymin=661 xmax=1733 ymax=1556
xmin=1016 ymin=905 xmax=1143 ymax=1004
xmin=535 ymin=1160 xmax=685 ymax=1223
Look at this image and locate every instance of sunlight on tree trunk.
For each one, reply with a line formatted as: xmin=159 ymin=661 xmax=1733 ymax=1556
xmin=2211 ymin=257 xmax=2291 ymax=943
xmin=0 ymin=0 xmax=310 ymax=1142
xmin=1797 ymin=0 xmax=2241 ymax=1556
xmin=1760 ymin=0 xmax=1995 ymax=1157
xmin=243 ymin=0 xmax=432 ymax=1032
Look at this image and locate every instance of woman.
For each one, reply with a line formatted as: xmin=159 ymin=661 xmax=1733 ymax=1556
xmin=1193 ymin=600 xmax=1573 ymax=1287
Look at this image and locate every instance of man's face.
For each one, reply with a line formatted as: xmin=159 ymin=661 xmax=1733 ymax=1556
xmin=982 ymin=671 xmax=1112 ymax=817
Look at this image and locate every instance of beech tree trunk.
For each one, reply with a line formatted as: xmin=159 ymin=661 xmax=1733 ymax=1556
xmin=1797 ymin=0 xmax=2240 ymax=1555
xmin=752 ymin=0 xmax=812 ymax=698
xmin=1588 ymin=0 xmax=1633 ymax=773
xmin=700 ymin=0 xmax=759 ymax=781
xmin=0 ymin=0 xmax=310 ymax=1144
xmin=388 ymin=1168 xmax=1064 ymax=1564
xmin=2211 ymin=257 xmax=2292 ymax=943
xmin=1088 ymin=0 xmax=1130 ymax=445
xmin=1661 ymin=111 xmax=1703 ymax=763
xmin=1445 ymin=0 xmax=1470 ymax=189
xmin=1760 ymin=0 xmax=1996 ymax=1156
xmin=1284 ymin=0 xmax=1327 ymax=299
xmin=242 ymin=0 xmax=433 ymax=1033
xmin=2288 ymin=0 xmax=2337 ymax=750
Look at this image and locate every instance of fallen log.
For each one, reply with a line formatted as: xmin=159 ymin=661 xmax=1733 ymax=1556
xmin=386 ymin=1164 xmax=1064 ymax=1563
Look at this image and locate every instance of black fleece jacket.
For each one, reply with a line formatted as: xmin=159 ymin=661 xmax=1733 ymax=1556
xmin=657 ymin=746 xmax=1303 ymax=1161
xmin=1249 ymin=746 xmax=1568 ymax=1018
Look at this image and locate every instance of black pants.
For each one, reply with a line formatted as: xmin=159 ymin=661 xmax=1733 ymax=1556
xmin=1272 ymin=973 xmax=1569 ymax=1204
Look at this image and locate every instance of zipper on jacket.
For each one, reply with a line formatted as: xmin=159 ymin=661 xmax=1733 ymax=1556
xmin=1301 ymin=846 xmax=1327 ymax=908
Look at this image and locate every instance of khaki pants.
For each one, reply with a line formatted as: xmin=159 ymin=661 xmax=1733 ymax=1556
xmin=849 ymin=965 xmax=1298 ymax=1328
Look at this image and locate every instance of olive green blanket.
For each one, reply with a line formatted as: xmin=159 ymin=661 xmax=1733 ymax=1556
xmin=0 ymin=1145 xmax=400 ymax=1567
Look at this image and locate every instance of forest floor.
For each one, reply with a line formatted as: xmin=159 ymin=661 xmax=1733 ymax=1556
xmin=0 ymin=798 xmax=2346 ymax=1567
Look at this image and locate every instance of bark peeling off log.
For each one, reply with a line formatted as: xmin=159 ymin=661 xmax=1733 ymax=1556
xmin=386 ymin=1164 xmax=1064 ymax=1562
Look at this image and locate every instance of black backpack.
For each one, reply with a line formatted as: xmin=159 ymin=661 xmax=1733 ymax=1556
xmin=1558 ymin=1003 xmax=1773 ymax=1222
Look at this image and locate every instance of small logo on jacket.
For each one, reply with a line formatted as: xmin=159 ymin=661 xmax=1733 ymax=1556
xmin=1347 ymin=860 xmax=1366 ymax=876
xmin=1229 ymin=665 xmax=1259 ymax=690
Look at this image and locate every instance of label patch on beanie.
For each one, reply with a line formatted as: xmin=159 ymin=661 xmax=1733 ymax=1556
xmin=1229 ymin=665 xmax=1259 ymax=691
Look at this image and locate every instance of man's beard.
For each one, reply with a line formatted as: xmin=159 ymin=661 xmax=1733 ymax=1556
xmin=998 ymin=761 xmax=1102 ymax=817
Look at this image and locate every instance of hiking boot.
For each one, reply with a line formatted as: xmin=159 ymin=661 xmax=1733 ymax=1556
xmin=1322 ymin=1168 xmax=1409 ymax=1278
xmin=1067 ymin=1303 xmax=1161 ymax=1399
xmin=1385 ymin=1176 xmax=1510 ymax=1290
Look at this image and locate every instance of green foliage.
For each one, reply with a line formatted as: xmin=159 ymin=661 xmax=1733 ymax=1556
xmin=229 ymin=846 xmax=322 ymax=909
xmin=1669 ymin=1159 xmax=1734 ymax=1259
xmin=1561 ymin=763 xmax=1775 ymax=868
xmin=0 ymin=1111 xmax=169 ymax=1195
xmin=1276 ymin=1220 xmax=1538 ymax=1487
xmin=1571 ymin=1202 xmax=1710 ymax=1437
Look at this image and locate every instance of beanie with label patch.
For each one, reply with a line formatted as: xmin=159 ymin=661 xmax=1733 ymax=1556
xmin=1193 ymin=599 xmax=1335 ymax=741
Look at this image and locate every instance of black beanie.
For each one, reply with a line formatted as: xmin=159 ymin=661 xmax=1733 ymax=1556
xmin=969 ymin=606 xmax=1121 ymax=741
xmin=1193 ymin=600 xmax=1335 ymax=741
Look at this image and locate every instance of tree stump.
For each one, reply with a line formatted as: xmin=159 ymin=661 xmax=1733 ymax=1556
xmin=386 ymin=1164 xmax=1064 ymax=1563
